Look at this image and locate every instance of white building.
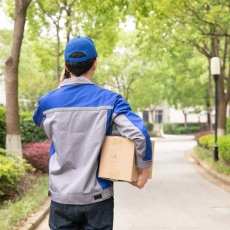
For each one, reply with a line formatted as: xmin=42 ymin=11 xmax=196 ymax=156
xmin=140 ymin=101 xmax=230 ymax=133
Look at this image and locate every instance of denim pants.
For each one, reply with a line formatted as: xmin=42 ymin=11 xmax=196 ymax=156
xmin=49 ymin=197 xmax=114 ymax=230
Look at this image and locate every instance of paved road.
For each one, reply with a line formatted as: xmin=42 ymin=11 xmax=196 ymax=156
xmin=36 ymin=136 xmax=230 ymax=230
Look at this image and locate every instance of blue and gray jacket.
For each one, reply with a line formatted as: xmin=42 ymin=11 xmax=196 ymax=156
xmin=33 ymin=77 xmax=152 ymax=205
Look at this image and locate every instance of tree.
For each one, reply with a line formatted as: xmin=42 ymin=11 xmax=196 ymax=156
xmin=5 ymin=0 xmax=32 ymax=155
xmin=178 ymin=1 xmax=230 ymax=135
xmin=95 ymin=32 xmax=142 ymax=101
xmin=27 ymin=0 xmax=128 ymax=81
xmin=19 ymin=36 xmax=57 ymax=109
xmin=129 ymin=0 xmax=230 ymax=134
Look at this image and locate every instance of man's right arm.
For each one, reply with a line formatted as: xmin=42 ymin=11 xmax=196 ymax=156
xmin=112 ymin=95 xmax=153 ymax=188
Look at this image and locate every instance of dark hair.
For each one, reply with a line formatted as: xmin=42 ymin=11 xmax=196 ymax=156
xmin=65 ymin=52 xmax=96 ymax=77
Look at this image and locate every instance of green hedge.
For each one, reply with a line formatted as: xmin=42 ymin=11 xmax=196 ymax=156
xmin=0 ymin=148 xmax=26 ymax=197
xmin=20 ymin=112 xmax=47 ymax=145
xmin=218 ymin=136 xmax=230 ymax=164
xmin=0 ymin=107 xmax=6 ymax=148
xmin=199 ymin=134 xmax=230 ymax=164
xmin=227 ymin=117 xmax=230 ymax=135
xmin=0 ymin=107 xmax=47 ymax=148
xmin=163 ymin=123 xmax=200 ymax=134
xmin=145 ymin=122 xmax=153 ymax=132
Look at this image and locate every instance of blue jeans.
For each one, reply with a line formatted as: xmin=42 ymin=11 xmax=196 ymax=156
xmin=49 ymin=197 xmax=114 ymax=230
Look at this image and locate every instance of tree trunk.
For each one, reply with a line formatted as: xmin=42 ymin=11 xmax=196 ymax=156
xmin=5 ymin=0 xmax=32 ymax=155
xmin=211 ymin=36 xmax=228 ymax=135
xmin=182 ymin=109 xmax=188 ymax=128
xmin=56 ymin=24 xmax=60 ymax=82
xmin=149 ymin=107 xmax=155 ymax=133
xmin=206 ymin=58 xmax=213 ymax=131
xmin=218 ymin=99 xmax=227 ymax=136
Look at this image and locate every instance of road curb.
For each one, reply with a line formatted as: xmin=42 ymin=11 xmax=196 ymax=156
xmin=18 ymin=199 xmax=50 ymax=230
xmin=188 ymin=150 xmax=230 ymax=187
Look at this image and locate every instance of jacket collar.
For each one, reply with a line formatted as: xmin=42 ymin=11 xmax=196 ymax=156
xmin=61 ymin=77 xmax=94 ymax=87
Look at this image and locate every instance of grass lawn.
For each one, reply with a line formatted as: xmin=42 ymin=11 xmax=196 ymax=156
xmin=0 ymin=173 xmax=49 ymax=230
xmin=194 ymin=146 xmax=230 ymax=176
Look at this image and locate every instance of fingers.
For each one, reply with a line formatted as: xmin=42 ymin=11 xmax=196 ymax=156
xmin=131 ymin=167 xmax=152 ymax=189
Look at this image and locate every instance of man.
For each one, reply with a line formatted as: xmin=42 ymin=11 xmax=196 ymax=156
xmin=33 ymin=36 xmax=152 ymax=230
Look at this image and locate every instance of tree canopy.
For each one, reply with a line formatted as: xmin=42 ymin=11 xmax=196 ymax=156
xmin=0 ymin=0 xmax=229 ymax=134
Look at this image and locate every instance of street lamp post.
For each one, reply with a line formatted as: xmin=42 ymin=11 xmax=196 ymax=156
xmin=210 ymin=57 xmax=220 ymax=161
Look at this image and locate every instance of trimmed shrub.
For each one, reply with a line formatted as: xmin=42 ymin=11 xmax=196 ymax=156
xmin=163 ymin=123 xmax=177 ymax=134
xmin=195 ymin=131 xmax=214 ymax=146
xmin=199 ymin=134 xmax=230 ymax=164
xmin=198 ymin=134 xmax=214 ymax=150
xmin=0 ymin=148 xmax=25 ymax=197
xmin=218 ymin=135 xmax=230 ymax=164
xmin=226 ymin=117 xmax=230 ymax=135
xmin=145 ymin=122 xmax=153 ymax=132
xmin=0 ymin=107 xmax=6 ymax=148
xmin=163 ymin=123 xmax=200 ymax=134
xmin=0 ymin=107 xmax=47 ymax=148
xmin=20 ymin=112 xmax=47 ymax=145
xmin=22 ymin=140 xmax=50 ymax=173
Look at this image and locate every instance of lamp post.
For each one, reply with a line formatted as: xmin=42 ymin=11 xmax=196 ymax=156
xmin=210 ymin=57 xmax=220 ymax=161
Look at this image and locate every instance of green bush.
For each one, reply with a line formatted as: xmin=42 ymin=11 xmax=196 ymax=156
xmin=163 ymin=123 xmax=177 ymax=134
xmin=0 ymin=107 xmax=47 ymax=148
xmin=198 ymin=134 xmax=214 ymax=150
xmin=199 ymin=134 xmax=230 ymax=164
xmin=145 ymin=122 xmax=153 ymax=132
xmin=0 ymin=148 xmax=25 ymax=197
xmin=0 ymin=107 xmax=6 ymax=148
xmin=218 ymin=135 xmax=230 ymax=164
xmin=163 ymin=123 xmax=200 ymax=134
xmin=20 ymin=112 xmax=47 ymax=145
xmin=226 ymin=117 xmax=230 ymax=135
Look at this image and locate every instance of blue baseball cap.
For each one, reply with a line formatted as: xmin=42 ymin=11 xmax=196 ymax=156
xmin=64 ymin=36 xmax=98 ymax=63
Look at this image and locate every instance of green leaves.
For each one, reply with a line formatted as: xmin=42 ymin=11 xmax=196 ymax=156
xmin=0 ymin=148 xmax=25 ymax=196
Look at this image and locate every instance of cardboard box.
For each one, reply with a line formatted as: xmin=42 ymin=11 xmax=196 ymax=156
xmin=98 ymin=136 xmax=155 ymax=182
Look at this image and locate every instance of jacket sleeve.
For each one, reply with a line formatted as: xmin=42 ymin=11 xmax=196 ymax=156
xmin=33 ymin=98 xmax=46 ymax=127
xmin=112 ymin=95 xmax=152 ymax=168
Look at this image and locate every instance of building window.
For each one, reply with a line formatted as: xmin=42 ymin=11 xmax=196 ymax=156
xmin=143 ymin=110 xmax=149 ymax=122
xmin=155 ymin=110 xmax=163 ymax=123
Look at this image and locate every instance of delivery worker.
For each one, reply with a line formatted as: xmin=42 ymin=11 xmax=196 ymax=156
xmin=33 ymin=36 xmax=152 ymax=230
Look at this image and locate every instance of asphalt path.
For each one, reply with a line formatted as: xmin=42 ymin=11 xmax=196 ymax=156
xmin=36 ymin=136 xmax=230 ymax=230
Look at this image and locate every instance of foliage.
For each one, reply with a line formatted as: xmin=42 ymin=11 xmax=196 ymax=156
xmin=19 ymin=36 xmax=57 ymax=110
xmin=95 ymin=31 xmax=144 ymax=102
xmin=0 ymin=148 xmax=29 ymax=197
xmin=218 ymin=136 xmax=230 ymax=164
xmin=0 ymin=28 xmax=12 ymax=70
xmin=194 ymin=146 xmax=230 ymax=176
xmin=199 ymin=134 xmax=230 ymax=164
xmin=130 ymin=0 xmax=230 ymax=132
xmin=226 ymin=117 xmax=230 ymax=135
xmin=1 ymin=1 xmax=229 ymax=134
xmin=0 ymin=174 xmax=48 ymax=230
xmin=195 ymin=131 xmax=214 ymax=146
xmin=22 ymin=140 xmax=50 ymax=173
xmin=0 ymin=106 xmax=6 ymax=148
xmin=145 ymin=122 xmax=153 ymax=132
xmin=20 ymin=111 xmax=47 ymax=145
xmin=163 ymin=123 xmax=200 ymax=134
xmin=198 ymin=134 xmax=214 ymax=149
xmin=0 ymin=108 xmax=47 ymax=148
